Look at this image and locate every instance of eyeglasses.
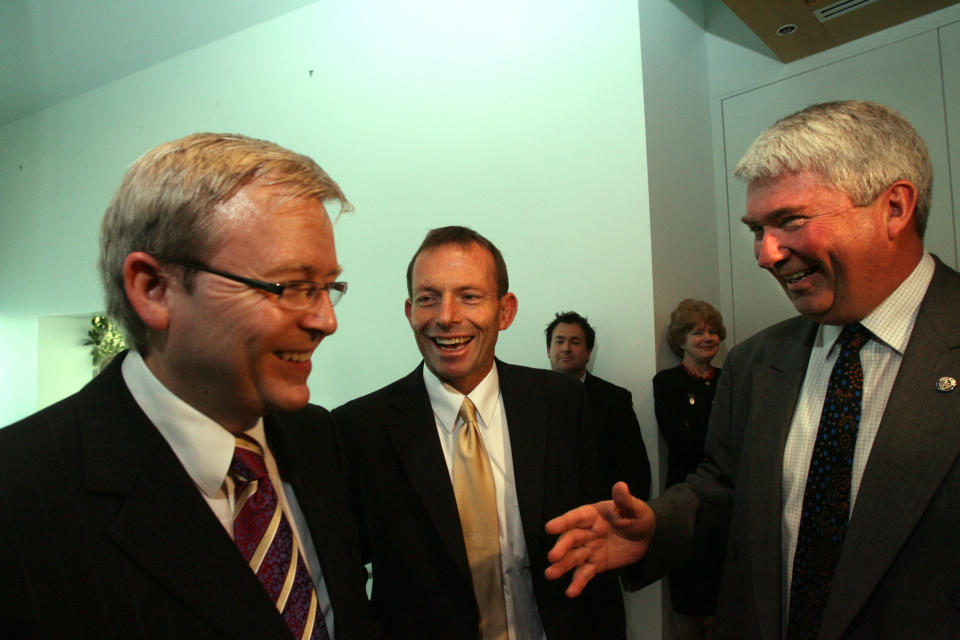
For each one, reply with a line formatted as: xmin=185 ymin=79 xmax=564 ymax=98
xmin=163 ymin=259 xmax=347 ymax=310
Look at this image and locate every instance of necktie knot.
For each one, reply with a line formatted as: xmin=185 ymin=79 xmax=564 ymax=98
xmin=231 ymin=435 xmax=268 ymax=485
xmin=838 ymin=322 xmax=870 ymax=353
xmin=458 ymin=397 xmax=478 ymax=426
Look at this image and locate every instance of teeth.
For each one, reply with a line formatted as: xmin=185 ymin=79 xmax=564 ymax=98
xmin=278 ymin=352 xmax=311 ymax=363
xmin=783 ymin=269 xmax=813 ymax=284
xmin=434 ymin=337 xmax=471 ymax=347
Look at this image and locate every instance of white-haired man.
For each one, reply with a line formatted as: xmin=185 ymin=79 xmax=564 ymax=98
xmin=544 ymin=101 xmax=960 ymax=640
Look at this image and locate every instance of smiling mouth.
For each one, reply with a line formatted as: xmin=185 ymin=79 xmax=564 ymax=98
xmin=432 ymin=336 xmax=473 ymax=350
xmin=780 ymin=268 xmax=817 ymax=285
xmin=277 ymin=351 xmax=311 ymax=363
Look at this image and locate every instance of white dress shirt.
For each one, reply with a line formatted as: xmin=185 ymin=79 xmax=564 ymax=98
xmin=121 ymin=351 xmax=335 ymax=636
xmin=781 ymin=252 xmax=935 ymax=624
xmin=423 ymin=363 xmax=547 ymax=640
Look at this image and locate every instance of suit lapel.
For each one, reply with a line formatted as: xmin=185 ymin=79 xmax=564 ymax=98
xmin=80 ymin=358 xmax=292 ymax=639
xmin=381 ymin=366 xmax=472 ymax=582
xmin=497 ymin=361 xmax=548 ymax=562
xmin=743 ymin=320 xmax=817 ymax=635
xmin=823 ymin=263 xmax=960 ymax=638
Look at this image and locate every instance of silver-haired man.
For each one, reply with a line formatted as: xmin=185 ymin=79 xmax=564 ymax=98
xmin=544 ymin=101 xmax=960 ymax=640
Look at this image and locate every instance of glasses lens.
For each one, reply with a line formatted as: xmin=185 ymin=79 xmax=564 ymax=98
xmin=327 ymin=282 xmax=347 ymax=307
xmin=278 ymin=282 xmax=347 ymax=309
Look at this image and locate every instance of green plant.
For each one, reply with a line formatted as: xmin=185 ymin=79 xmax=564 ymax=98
xmin=84 ymin=315 xmax=127 ymax=374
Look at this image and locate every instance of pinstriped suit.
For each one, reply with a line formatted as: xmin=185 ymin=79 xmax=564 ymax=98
xmin=0 ymin=352 xmax=380 ymax=639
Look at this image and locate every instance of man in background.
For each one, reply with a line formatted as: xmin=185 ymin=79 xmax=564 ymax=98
xmin=335 ymin=226 xmax=625 ymax=639
xmin=546 ymin=311 xmax=651 ymax=499
xmin=0 ymin=133 xmax=378 ymax=639
xmin=545 ymin=101 xmax=960 ymax=639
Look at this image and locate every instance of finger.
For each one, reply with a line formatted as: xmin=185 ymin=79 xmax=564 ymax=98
xmin=564 ymin=563 xmax=598 ymax=598
xmin=610 ymin=482 xmax=645 ymax=519
xmin=545 ymin=540 xmax=594 ymax=579
xmin=545 ymin=505 xmax=598 ymax=536
xmin=546 ymin=528 xmax=593 ymax=562
xmin=612 ymin=480 xmax=629 ymax=499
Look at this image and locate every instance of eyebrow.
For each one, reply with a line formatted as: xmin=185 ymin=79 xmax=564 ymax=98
xmin=264 ymin=263 xmax=343 ymax=281
xmin=740 ymin=206 xmax=802 ymax=226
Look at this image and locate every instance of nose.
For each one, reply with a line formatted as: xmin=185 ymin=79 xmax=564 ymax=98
xmin=299 ymin=291 xmax=338 ymax=338
xmin=436 ymin=294 xmax=461 ymax=328
xmin=755 ymin=229 xmax=788 ymax=270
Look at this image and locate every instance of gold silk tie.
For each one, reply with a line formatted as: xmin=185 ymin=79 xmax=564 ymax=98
xmin=453 ymin=398 xmax=510 ymax=640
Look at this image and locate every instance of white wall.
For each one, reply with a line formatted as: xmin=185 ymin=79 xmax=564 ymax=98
xmin=0 ymin=1 xmax=663 ymax=635
xmin=0 ymin=0 xmax=658 ymax=422
xmin=639 ymin=1 xmax=724 ymax=369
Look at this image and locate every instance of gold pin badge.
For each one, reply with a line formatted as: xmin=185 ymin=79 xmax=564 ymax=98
xmin=935 ymin=376 xmax=957 ymax=392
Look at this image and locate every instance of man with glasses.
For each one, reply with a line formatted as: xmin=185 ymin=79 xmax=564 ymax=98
xmin=0 ymin=133 xmax=380 ymax=639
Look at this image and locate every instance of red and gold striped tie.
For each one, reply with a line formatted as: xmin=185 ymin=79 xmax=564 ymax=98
xmin=231 ymin=435 xmax=330 ymax=640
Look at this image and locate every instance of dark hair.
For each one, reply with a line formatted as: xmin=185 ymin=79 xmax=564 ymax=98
xmin=545 ymin=311 xmax=595 ymax=350
xmin=406 ymin=226 xmax=509 ymax=297
xmin=665 ymin=299 xmax=726 ymax=357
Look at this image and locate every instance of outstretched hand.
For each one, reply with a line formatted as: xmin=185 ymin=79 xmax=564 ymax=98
xmin=544 ymin=482 xmax=655 ymax=597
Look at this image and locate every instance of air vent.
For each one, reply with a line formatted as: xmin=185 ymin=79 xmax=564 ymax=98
xmin=814 ymin=0 xmax=882 ymax=22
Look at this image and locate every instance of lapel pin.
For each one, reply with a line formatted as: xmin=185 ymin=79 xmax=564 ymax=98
xmin=935 ymin=376 xmax=957 ymax=392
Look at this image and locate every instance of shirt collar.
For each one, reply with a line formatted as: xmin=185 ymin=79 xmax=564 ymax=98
xmin=820 ymin=252 xmax=934 ymax=355
xmin=121 ymin=350 xmax=265 ymax=497
xmin=422 ymin=362 xmax=501 ymax=433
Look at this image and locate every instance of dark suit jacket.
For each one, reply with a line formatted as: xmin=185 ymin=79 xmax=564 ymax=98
xmin=333 ymin=360 xmax=625 ymax=640
xmin=640 ymin=257 xmax=960 ymax=639
xmin=583 ymin=372 xmax=651 ymax=500
xmin=0 ymin=352 xmax=379 ymax=639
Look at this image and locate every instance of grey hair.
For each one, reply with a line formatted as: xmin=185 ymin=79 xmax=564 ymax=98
xmin=98 ymin=132 xmax=351 ymax=353
xmin=734 ymin=100 xmax=932 ymax=236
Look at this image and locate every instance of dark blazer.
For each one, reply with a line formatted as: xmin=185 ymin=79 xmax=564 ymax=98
xmin=652 ymin=366 xmax=720 ymax=489
xmin=641 ymin=257 xmax=960 ymax=639
xmin=333 ymin=360 xmax=625 ymax=640
xmin=0 ymin=352 xmax=379 ymax=640
xmin=583 ymin=372 xmax=651 ymax=500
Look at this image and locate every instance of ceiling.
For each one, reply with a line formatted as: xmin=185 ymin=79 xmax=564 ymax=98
xmin=723 ymin=0 xmax=960 ymax=62
xmin=0 ymin=0 xmax=320 ymax=126
xmin=3 ymin=0 xmax=958 ymax=127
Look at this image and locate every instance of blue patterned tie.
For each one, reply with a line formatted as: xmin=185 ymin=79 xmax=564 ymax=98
xmin=787 ymin=323 xmax=871 ymax=639
xmin=231 ymin=435 xmax=331 ymax=640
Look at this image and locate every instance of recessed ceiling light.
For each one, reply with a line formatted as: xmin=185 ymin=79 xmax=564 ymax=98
xmin=776 ymin=23 xmax=798 ymax=36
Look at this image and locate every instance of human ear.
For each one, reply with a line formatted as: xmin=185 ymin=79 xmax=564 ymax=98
xmin=123 ymin=252 xmax=171 ymax=331
xmin=497 ymin=293 xmax=518 ymax=331
xmin=883 ymin=180 xmax=919 ymax=240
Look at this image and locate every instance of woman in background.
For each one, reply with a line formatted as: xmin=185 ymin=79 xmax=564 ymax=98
xmin=654 ymin=298 xmax=726 ymax=640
